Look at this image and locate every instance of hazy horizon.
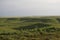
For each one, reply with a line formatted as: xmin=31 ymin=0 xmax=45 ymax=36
xmin=0 ymin=0 xmax=60 ymax=17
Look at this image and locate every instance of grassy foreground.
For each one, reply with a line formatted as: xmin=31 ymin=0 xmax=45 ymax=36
xmin=0 ymin=16 xmax=60 ymax=40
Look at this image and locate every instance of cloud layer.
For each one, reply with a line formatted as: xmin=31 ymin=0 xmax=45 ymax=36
xmin=0 ymin=0 xmax=60 ymax=17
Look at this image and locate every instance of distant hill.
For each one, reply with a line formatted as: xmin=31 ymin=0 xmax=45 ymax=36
xmin=0 ymin=16 xmax=60 ymax=40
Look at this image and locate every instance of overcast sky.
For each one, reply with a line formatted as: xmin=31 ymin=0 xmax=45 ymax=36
xmin=0 ymin=0 xmax=60 ymax=17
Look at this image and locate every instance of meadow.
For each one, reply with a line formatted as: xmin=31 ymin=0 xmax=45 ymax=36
xmin=0 ymin=16 xmax=60 ymax=40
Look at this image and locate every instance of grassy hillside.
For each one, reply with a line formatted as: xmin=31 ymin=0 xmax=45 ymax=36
xmin=0 ymin=16 xmax=60 ymax=40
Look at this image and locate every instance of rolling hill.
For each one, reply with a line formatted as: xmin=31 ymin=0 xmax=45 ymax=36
xmin=0 ymin=16 xmax=60 ymax=40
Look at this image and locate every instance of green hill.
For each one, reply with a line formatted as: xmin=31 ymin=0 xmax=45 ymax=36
xmin=0 ymin=16 xmax=60 ymax=40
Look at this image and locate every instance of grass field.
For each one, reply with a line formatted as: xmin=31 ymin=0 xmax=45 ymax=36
xmin=0 ymin=16 xmax=60 ymax=40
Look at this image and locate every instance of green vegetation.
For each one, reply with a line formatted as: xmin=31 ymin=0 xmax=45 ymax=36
xmin=0 ymin=16 xmax=60 ymax=40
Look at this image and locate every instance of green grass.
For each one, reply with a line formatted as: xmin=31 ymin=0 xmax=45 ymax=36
xmin=0 ymin=16 xmax=60 ymax=40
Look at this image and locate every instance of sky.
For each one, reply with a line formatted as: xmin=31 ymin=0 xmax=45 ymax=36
xmin=0 ymin=0 xmax=60 ymax=17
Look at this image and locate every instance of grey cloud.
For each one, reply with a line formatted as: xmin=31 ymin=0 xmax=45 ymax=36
xmin=0 ymin=0 xmax=60 ymax=17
